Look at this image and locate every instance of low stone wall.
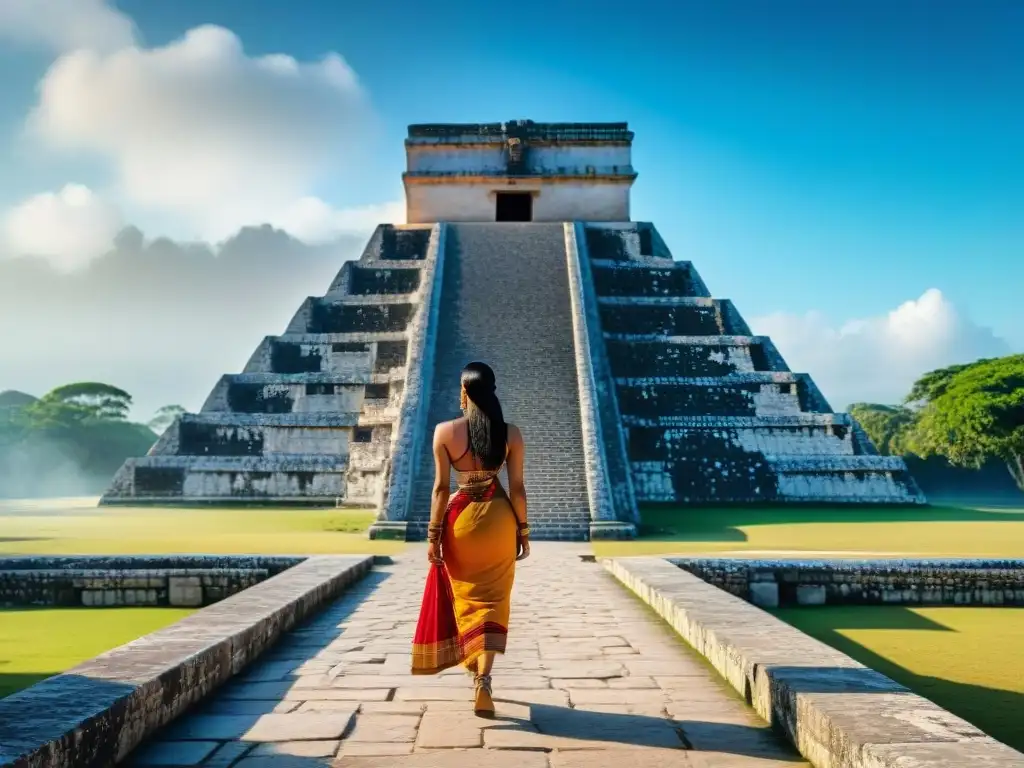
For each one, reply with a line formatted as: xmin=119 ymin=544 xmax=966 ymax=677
xmin=673 ymin=557 xmax=1024 ymax=608
xmin=0 ymin=554 xmax=373 ymax=768
xmin=0 ymin=555 xmax=301 ymax=608
xmin=606 ymin=556 xmax=1024 ymax=768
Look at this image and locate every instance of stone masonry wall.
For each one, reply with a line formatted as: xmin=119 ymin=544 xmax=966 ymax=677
xmin=0 ymin=556 xmax=299 ymax=608
xmin=584 ymin=221 xmax=922 ymax=505
xmin=674 ymin=558 xmax=1024 ymax=607
xmin=592 ymin=264 xmax=698 ymax=297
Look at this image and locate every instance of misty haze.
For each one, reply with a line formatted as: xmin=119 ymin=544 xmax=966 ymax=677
xmin=0 ymin=224 xmax=365 ymax=420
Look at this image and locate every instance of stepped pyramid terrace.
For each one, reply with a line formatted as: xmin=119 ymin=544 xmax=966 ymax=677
xmin=101 ymin=119 xmax=926 ymax=538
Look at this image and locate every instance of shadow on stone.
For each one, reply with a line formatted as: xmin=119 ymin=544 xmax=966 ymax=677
xmin=126 ymin=569 xmax=394 ymax=765
xmin=771 ymin=635 xmax=1024 ymax=752
xmin=1 ymin=556 xmax=377 ymax=768
xmin=491 ymin=701 xmax=802 ymax=760
xmin=0 ymin=673 xmax=138 ymax=766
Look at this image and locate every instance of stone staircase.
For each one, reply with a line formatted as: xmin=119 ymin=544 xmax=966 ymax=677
xmin=406 ymin=223 xmax=592 ymax=540
xmin=581 ymin=223 xmax=924 ymax=505
xmin=100 ymin=225 xmax=436 ymax=507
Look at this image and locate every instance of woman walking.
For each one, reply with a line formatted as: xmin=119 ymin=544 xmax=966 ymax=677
xmin=410 ymin=361 xmax=530 ymax=717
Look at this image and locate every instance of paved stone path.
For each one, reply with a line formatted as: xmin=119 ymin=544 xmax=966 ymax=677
xmin=132 ymin=544 xmax=808 ymax=767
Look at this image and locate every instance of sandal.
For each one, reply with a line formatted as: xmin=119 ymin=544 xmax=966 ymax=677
xmin=474 ymin=674 xmax=495 ymax=718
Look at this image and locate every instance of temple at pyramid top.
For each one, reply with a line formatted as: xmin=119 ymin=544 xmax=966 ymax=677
xmin=403 ymin=120 xmax=638 ymax=223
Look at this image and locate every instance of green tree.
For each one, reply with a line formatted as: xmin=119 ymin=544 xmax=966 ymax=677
xmin=908 ymin=354 xmax=1024 ymax=490
xmin=46 ymin=382 xmax=133 ymax=420
xmin=0 ymin=382 xmax=157 ymax=498
xmin=904 ymin=359 xmax=998 ymax=405
xmin=849 ymin=403 xmax=918 ymax=456
xmin=21 ymin=382 xmax=132 ymax=431
xmin=148 ymin=404 xmax=186 ymax=434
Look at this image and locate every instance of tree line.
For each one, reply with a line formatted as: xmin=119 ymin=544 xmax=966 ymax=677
xmin=850 ymin=354 xmax=1024 ymax=492
xmin=0 ymin=382 xmax=184 ymax=498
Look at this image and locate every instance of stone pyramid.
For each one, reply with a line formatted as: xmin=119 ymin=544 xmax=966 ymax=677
xmin=102 ymin=121 xmax=924 ymax=538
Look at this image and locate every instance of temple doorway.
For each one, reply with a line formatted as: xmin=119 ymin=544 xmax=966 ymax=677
xmin=495 ymin=192 xmax=533 ymax=222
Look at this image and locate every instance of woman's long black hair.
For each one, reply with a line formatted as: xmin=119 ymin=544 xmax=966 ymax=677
xmin=461 ymin=361 xmax=508 ymax=470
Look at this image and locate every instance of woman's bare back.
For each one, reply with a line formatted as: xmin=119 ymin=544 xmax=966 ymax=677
xmin=440 ymin=417 xmax=523 ymax=473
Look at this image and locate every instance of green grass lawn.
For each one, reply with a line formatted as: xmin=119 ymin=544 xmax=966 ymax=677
xmin=593 ymin=502 xmax=1024 ymax=559
xmin=0 ymin=497 xmax=404 ymax=556
xmin=0 ymin=607 xmax=195 ymax=699
xmin=774 ymin=606 xmax=1024 ymax=752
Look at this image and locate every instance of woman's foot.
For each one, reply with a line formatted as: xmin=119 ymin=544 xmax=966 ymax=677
xmin=473 ymin=674 xmax=494 ymax=718
xmin=464 ymin=658 xmax=478 ymax=677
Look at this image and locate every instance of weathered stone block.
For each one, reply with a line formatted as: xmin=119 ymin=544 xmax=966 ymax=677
xmin=169 ymin=577 xmax=204 ymax=607
xmin=749 ymin=582 xmax=779 ymax=609
xmin=796 ymin=585 xmax=826 ymax=606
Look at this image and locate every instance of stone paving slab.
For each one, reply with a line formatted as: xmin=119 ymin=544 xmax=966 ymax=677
xmin=606 ymin=555 xmax=1024 ymax=768
xmin=0 ymin=555 xmax=373 ymax=768
xmin=128 ymin=543 xmax=805 ymax=768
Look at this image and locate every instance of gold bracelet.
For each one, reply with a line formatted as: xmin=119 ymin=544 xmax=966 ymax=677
xmin=518 ymin=526 xmax=531 ymax=537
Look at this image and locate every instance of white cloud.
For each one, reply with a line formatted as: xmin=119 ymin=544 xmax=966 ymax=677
xmin=2 ymin=184 xmax=121 ymax=270
xmin=273 ymin=197 xmax=405 ymax=244
xmin=751 ymin=288 xmax=1012 ymax=409
xmin=0 ymin=0 xmax=135 ymax=54
xmin=27 ymin=24 xmax=372 ymax=240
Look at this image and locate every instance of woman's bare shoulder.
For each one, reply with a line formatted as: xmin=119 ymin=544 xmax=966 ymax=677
xmin=433 ymin=417 xmax=466 ymax=439
xmin=506 ymin=423 xmax=523 ymax=444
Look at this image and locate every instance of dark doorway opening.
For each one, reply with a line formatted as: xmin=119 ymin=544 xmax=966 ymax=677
xmin=495 ymin=192 xmax=533 ymax=222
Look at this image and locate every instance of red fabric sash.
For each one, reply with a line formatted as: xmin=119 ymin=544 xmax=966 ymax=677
xmin=410 ymin=490 xmax=472 ymax=675
xmin=410 ymin=560 xmax=462 ymax=675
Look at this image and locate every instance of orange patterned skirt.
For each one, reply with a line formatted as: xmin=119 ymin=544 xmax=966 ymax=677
xmin=411 ymin=480 xmax=518 ymax=675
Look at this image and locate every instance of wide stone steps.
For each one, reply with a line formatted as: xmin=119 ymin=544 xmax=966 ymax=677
xmin=407 ymin=223 xmax=593 ymax=540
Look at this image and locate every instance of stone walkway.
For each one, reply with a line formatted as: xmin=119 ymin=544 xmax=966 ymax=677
xmin=132 ymin=544 xmax=808 ymax=767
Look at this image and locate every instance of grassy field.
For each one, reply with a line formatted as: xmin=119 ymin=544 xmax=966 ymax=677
xmin=593 ymin=502 xmax=1024 ymax=558
xmin=774 ymin=606 xmax=1024 ymax=752
xmin=0 ymin=607 xmax=195 ymax=699
xmin=0 ymin=496 xmax=399 ymax=699
xmin=0 ymin=497 xmax=404 ymax=556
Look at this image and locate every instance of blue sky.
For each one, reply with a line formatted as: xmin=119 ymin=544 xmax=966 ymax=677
xmin=1 ymin=0 xmax=1021 ymax=408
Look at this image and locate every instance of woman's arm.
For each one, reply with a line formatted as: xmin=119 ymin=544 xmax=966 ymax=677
xmin=506 ymin=425 xmax=528 ymax=529
xmin=427 ymin=423 xmax=451 ymax=545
